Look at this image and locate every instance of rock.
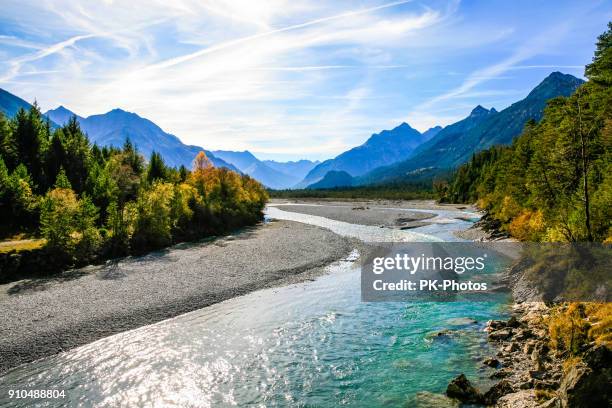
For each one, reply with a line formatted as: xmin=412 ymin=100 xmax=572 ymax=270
xmin=483 ymin=357 xmax=501 ymax=368
xmin=445 ymin=317 xmax=478 ymax=326
xmin=507 ymin=316 xmax=520 ymax=328
xmin=530 ymin=370 xmax=545 ymax=380
xmin=409 ymin=391 xmax=459 ymax=408
xmin=490 ymin=368 xmax=512 ymax=379
xmin=483 ymin=380 xmax=514 ymax=404
xmin=514 ymin=328 xmax=534 ymax=341
xmin=445 ymin=374 xmax=483 ymax=403
xmin=534 ymin=380 xmax=557 ymax=390
xmin=524 ymin=340 xmax=537 ymax=355
xmin=489 ymin=329 xmax=513 ymax=341
xmin=582 ymin=344 xmax=612 ymax=370
xmin=503 ymin=342 xmax=520 ymax=353
xmin=538 ymin=397 xmax=560 ymax=408
xmin=426 ymin=329 xmax=457 ymax=342
xmin=496 ymin=390 xmax=539 ymax=408
xmin=486 ymin=319 xmax=507 ymax=331
xmin=558 ymin=361 xmax=611 ymax=408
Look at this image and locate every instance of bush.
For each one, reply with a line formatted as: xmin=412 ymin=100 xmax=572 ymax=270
xmin=40 ymin=186 xmax=100 ymax=259
xmin=548 ymin=303 xmax=593 ymax=355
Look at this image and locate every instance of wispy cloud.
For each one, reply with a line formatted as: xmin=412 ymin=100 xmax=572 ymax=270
xmin=0 ymin=0 xmax=603 ymax=159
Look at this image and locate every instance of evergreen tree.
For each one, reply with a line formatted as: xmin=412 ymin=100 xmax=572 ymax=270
xmin=54 ymin=168 xmax=72 ymax=189
xmin=585 ymin=22 xmax=612 ymax=86
xmin=61 ymin=116 xmax=90 ymax=194
xmin=12 ymin=104 xmax=50 ymax=191
xmin=146 ymin=151 xmax=168 ymax=183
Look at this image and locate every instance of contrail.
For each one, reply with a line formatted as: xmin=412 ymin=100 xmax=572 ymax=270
xmin=146 ymin=0 xmax=414 ymax=71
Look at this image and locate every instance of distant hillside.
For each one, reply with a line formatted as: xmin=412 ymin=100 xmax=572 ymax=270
xmin=307 ymin=170 xmax=353 ymax=189
xmin=1 ymin=88 xmax=59 ymax=129
xmin=211 ymin=150 xmax=299 ymax=189
xmin=262 ymin=159 xmax=319 ymax=181
xmin=45 ymin=105 xmax=84 ymax=125
xmin=45 ymin=106 xmax=236 ymax=171
xmin=299 ymin=122 xmax=438 ymax=187
xmin=358 ymin=72 xmax=584 ymax=185
xmin=0 ymin=88 xmax=34 ymax=118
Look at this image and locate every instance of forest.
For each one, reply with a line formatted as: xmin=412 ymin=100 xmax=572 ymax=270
xmin=437 ymin=23 xmax=612 ymax=243
xmin=269 ymin=180 xmax=436 ymax=200
xmin=0 ymin=110 xmax=268 ymax=279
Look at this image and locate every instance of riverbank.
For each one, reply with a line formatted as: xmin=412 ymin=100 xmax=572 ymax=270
xmin=0 ymin=219 xmax=355 ymax=374
xmin=270 ymin=198 xmax=474 ymax=229
xmin=445 ymin=216 xmax=611 ymax=407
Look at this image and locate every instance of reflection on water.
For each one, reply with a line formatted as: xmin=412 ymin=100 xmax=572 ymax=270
xmin=0 ymin=207 xmax=508 ymax=408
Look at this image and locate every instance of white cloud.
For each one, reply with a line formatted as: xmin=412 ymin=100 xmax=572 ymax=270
xmin=0 ymin=0 xmax=589 ymax=159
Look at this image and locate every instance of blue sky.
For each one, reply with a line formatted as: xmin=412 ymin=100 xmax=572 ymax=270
xmin=0 ymin=1 xmax=610 ymax=161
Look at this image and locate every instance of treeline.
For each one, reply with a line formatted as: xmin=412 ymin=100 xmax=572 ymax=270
xmin=0 ymin=106 xmax=268 ymax=273
xmin=437 ymin=23 xmax=612 ymax=243
xmin=270 ymin=181 xmax=436 ymax=200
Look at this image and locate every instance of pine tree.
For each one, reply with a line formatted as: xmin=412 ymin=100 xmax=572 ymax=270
xmin=146 ymin=151 xmax=168 ymax=183
xmin=12 ymin=104 xmax=49 ymax=191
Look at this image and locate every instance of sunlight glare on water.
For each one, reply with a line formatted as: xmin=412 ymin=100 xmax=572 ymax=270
xmin=0 ymin=208 xmax=508 ymax=408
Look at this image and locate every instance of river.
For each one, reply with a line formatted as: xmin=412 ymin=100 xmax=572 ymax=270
xmin=0 ymin=204 xmax=510 ymax=407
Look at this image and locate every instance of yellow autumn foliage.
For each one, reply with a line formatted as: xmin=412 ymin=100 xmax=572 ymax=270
xmin=508 ymin=209 xmax=546 ymax=241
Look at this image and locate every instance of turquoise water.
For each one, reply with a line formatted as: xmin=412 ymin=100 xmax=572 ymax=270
xmin=0 ymin=206 xmax=510 ymax=407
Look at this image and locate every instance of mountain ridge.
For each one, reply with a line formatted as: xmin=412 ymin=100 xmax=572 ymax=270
xmin=44 ymin=105 xmax=237 ymax=171
xmin=298 ymin=121 xmax=438 ymax=187
xmin=357 ymin=71 xmax=584 ymax=185
xmin=211 ymin=150 xmax=311 ymax=189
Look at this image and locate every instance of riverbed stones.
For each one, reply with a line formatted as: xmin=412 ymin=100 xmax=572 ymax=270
xmin=410 ymin=391 xmax=459 ymax=408
xmin=502 ymin=342 xmax=520 ymax=353
xmin=482 ymin=379 xmax=514 ymax=405
xmin=485 ymin=319 xmax=507 ymax=331
xmin=523 ymin=340 xmax=537 ymax=355
xmin=483 ymin=357 xmax=501 ymax=368
xmin=445 ymin=374 xmax=483 ymax=403
xmin=488 ymin=328 xmax=513 ymax=341
xmin=496 ymin=390 xmax=539 ymax=407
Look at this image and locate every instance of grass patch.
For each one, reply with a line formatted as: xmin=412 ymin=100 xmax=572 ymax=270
xmin=0 ymin=238 xmax=46 ymax=253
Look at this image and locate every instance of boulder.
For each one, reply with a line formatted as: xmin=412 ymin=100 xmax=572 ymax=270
xmin=524 ymin=340 xmax=537 ymax=355
xmin=507 ymin=316 xmax=521 ymax=328
xmin=529 ymin=370 xmax=545 ymax=380
xmin=489 ymin=329 xmax=513 ymax=341
xmin=496 ymin=390 xmax=539 ymax=408
xmin=483 ymin=357 xmax=501 ymax=368
xmin=486 ymin=319 xmax=507 ymax=331
xmin=558 ymin=360 xmax=611 ymax=408
xmin=490 ymin=368 xmax=512 ymax=379
xmin=483 ymin=380 xmax=514 ymax=405
xmin=445 ymin=374 xmax=483 ymax=403
xmin=409 ymin=391 xmax=459 ymax=408
xmin=538 ymin=397 xmax=561 ymax=408
xmin=503 ymin=342 xmax=520 ymax=353
xmin=582 ymin=344 xmax=612 ymax=370
xmin=514 ymin=328 xmax=534 ymax=341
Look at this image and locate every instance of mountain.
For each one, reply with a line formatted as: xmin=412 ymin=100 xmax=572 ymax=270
xmin=45 ymin=105 xmax=84 ymax=125
xmin=0 ymin=88 xmax=33 ymax=118
xmin=307 ymin=170 xmax=353 ymax=189
xmin=211 ymin=150 xmax=298 ymax=189
xmin=0 ymin=88 xmax=59 ymax=129
xmin=45 ymin=106 xmax=237 ymax=171
xmin=358 ymin=72 xmax=584 ymax=185
xmin=299 ymin=122 xmax=437 ymax=187
xmin=420 ymin=125 xmax=443 ymax=140
xmin=262 ymin=159 xmax=320 ymax=181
